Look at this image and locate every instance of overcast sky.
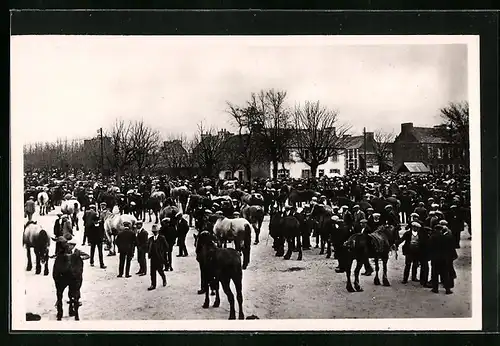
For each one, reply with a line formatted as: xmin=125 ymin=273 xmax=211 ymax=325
xmin=11 ymin=36 xmax=468 ymax=145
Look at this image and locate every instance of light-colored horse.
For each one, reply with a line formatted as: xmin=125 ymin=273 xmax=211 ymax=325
xmin=37 ymin=191 xmax=50 ymax=216
xmin=213 ymin=217 xmax=252 ymax=270
xmin=102 ymin=209 xmax=137 ymax=256
xmin=23 ymin=221 xmax=50 ymax=275
xmin=151 ymin=191 xmax=166 ymax=207
xmin=240 ymin=204 xmax=265 ymax=245
xmin=61 ymin=199 xmax=81 ymax=231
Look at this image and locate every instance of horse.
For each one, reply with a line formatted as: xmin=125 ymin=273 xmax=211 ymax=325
xmin=61 ymin=199 xmax=81 ymax=231
xmin=240 ymin=205 xmax=265 ymax=245
xmin=159 ymin=205 xmax=180 ymax=222
xmin=151 ymin=191 xmax=166 ymax=207
xmin=102 ymin=210 xmax=137 ymax=256
xmin=23 ymin=221 xmax=50 ymax=275
xmin=342 ymin=225 xmax=400 ymax=292
xmin=309 ymin=204 xmax=335 ymax=257
xmin=171 ymin=186 xmax=190 ymax=211
xmin=288 ymin=189 xmax=320 ymax=208
xmin=213 ymin=217 xmax=252 ymax=270
xmin=51 ymin=236 xmax=89 ymax=321
xmin=268 ymin=211 xmax=302 ymax=260
xmin=37 ymin=191 xmax=50 ymax=216
xmin=195 ymin=231 xmax=245 ymax=320
xmin=241 ymin=192 xmax=265 ymax=207
xmin=145 ymin=196 xmax=162 ymax=224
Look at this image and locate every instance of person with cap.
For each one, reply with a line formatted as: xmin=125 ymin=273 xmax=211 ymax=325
xmin=193 ymin=205 xmax=205 ymax=231
xmin=176 ymin=212 xmax=189 ymax=257
xmin=87 ymin=217 xmax=107 ymax=269
xmin=368 ymin=212 xmax=383 ymax=231
xmin=82 ymin=204 xmax=98 ymax=246
xmin=331 ymin=215 xmax=351 ymax=273
xmin=383 ymin=204 xmax=400 ymax=229
xmin=147 ymin=224 xmax=168 ymax=290
xmin=414 ymin=201 xmax=428 ymax=222
xmin=352 ymin=205 xmax=366 ymax=233
xmin=425 ymin=211 xmax=440 ymax=229
xmin=396 ymin=221 xmax=424 ymax=284
xmin=341 ymin=205 xmax=354 ymax=233
xmin=428 ymin=223 xmax=456 ymax=294
xmin=115 ymin=221 xmax=137 ymax=278
xmin=135 ymin=220 xmax=148 ymax=276
xmin=220 ymin=200 xmax=234 ymax=219
xmin=358 ymin=219 xmax=374 ymax=276
xmin=446 ymin=205 xmax=464 ymax=249
xmin=160 ymin=217 xmax=177 ymax=271
xmin=24 ymin=196 xmax=36 ymax=222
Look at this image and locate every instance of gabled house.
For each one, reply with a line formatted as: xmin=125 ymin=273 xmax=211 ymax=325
xmin=344 ymin=132 xmax=393 ymax=173
xmin=392 ymin=122 xmax=466 ymax=174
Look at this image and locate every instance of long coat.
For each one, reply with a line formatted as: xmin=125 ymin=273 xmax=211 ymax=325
xmin=136 ymin=229 xmax=149 ymax=251
xmin=148 ymin=235 xmax=169 ymax=264
xmin=25 ymin=200 xmax=36 ymax=214
xmin=86 ymin=222 xmax=105 ymax=244
xmin=115 ymin=229 xmax=137 ymax=255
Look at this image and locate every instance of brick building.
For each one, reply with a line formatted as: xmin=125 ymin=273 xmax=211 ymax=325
xmin=392 ymin=122 xmax=467 ymax=174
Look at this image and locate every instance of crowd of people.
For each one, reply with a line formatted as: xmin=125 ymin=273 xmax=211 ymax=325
xmin=24 ymin=167 xmax=471 ymax=295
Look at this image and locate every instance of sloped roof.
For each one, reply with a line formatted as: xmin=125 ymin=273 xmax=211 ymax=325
xmin=399 ymin=162 xmax=430 ymax=173
xmin=412 ymin=127 xmax=449 ymax=144
xmin=344 ymin=135 xmax=364 ymax=149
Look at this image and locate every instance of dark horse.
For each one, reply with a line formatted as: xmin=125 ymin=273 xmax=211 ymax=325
xmin=195 ymin=231 xmax=245 ymax=320
xmin=342 ymin=225 xmax=399 ymax=292
xmin=23 ymin=221 xmax=50 ymax=275
xmin=288 ymin=188 xmax=320 ymax=208
xmin=269 ymin=210 xmax=302 ymax=260
xmin=51 ymin=236 xmax=89 ymax=320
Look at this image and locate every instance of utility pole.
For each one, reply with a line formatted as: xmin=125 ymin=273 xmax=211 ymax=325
xmin=99 ymin=127 xmax=104 ymax=177
xmin=363 ymin=127 xmax=367 ymax=173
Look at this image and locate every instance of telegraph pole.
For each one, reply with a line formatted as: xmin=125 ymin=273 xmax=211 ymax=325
xmin=363 ymin=127 xmax=367 ymax=173
xmin=99 ymin=127 xmax=104 ymax=177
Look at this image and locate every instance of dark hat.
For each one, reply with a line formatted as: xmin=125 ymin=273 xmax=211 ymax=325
xmin=151 ymin=224 xmax=159 ymax=232
xmin=411 ymin=221 xmax=422 ymax=228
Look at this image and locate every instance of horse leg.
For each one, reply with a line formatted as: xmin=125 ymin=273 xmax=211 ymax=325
xmin=326 ymin=238 xmax=332 ymax=259
xmin=212 ymin=279 xmax=220 ymax=307
xmin=373 ymin=258 xmax=381 ymax=285
xmin=233 ymin=276 xmax=245 ymax=320
xmin=353 ymin=260 xmax=364 ymax=292
xmin=26 ymin=247 xmax=32 ymax=271
xmin=242 ymin=244 xmax=250 ymax=270
xmin=202 ymin=277 xmax=210 ymax=309
xmin=345 ymin=258 xmax=355 ymax=292
xmin=148 ymin=210 xmax=152 ymax=223
xmin=284 ymin=238 xmax=292 ymax=260
xmin=254 ymin=225 xmax=260 ymax=245
xmin=382 ymin=257 xmax=391 ymax=286
xmin=70 ymin=284 xmax=81 ymax=321
xmin=35 ymin=251 xmax=41 ymax=275
xmin=44 ymin=256 xmax=49 ymax=276
xmin=221 ymin=278 xmax=236 ymax=320
xmin=56 ymin=284 xmax=64 ymax=320
xmin=319 ymin=234 xmax=325 ymax=255
xmin=155 ymin=211 xmax=159 ymax=225
xmin=296 ymin=235 xmax=303 ymax=261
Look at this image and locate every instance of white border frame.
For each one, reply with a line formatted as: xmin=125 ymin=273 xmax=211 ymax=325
xmin=10 ymin=35 xmax=482 ymax=331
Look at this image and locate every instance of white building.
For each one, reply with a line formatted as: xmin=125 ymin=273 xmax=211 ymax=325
xmin=270 ymin=148 xmax=346 ymax=179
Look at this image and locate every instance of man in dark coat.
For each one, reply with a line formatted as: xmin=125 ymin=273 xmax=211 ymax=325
xmin=24 ymin=196 xmax=36 ymax=221
xmin=396 ymin=221 xmax=423 ymax=283
xmin=135 ymin=220 xmax=148 ymax=276
xmin=53 ymin=213 xmax=63 ymax=237
xmin=447 ymin=205 xmax=464 ymax=249
xmin=82 ymin=204 xmax=98 ymax=246
xmin=359 ymin=219 xmax=374 ymax=276
xmin=160 ymin=217 xmax=177 ymax=271
xmin=176 ymin=212 xmax=189 ymax=257
xmin=87 ymin=217 xmax=107 ymax=269
xmin=147 ymin=225 xmax=168 ymax=290
xmin=115 ymin=222 xmax=137 ymax=278
xmin=428 ymin=223 xmax=457 ymax=294
xmin=414 ymin=201 xmax=428 ymax=222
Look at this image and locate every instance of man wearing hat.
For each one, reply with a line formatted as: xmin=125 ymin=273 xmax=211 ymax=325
xmin=160 ymin=217 xmax=177 ymax=271
xmin=135 ymin=220 xmax=148 ymax=276
xmin=341 ymin=205 xmax=354 ymax=233
xmin=53 ymin=213 xmax=64 ymax=238
xmin=82 ymin=204 xmax=98 ymax=246
xmin=115 ymin=221 xmax=137 ymax=278
xmin=428 ymin=223 xmax=456 ymax=294
xmin=24 ymin=196 xmax=36 ymax=222
xmin=176 ymin=212 xmax=189 ymax=257
xmin=147 ymin=225 xmax=168 ymax=290
xmin=447 ymin=205 xmax=464 ymax=249
xmin=368 ymin=212 xmax=383 ymax=231
xmin=359 ymin=219 xmax=374 ymax=276
xmin=86 ymin=216 xmax=107 ymax=269
xmin=414 ymin=202 xmax=427 ymax=222
xmin=384 ymin=204 xmax=399 ymax=229
xmin=396 ymin=221 xmax=424 ymax=284
xmin=353 ymin=205 xmax=366 ymax=234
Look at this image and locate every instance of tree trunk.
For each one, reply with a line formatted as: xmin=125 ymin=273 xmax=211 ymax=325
xmin=309 ymin=163 xmax=318 ymax=179
xmin=272 ymin=159 xmax=278 ymax=180
xmin=245 ymin=165 xmax=252 ymax=184
xmin=116 ymin=169 xmax=122 ymax=187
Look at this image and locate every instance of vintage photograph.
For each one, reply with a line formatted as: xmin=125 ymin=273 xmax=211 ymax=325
xmin=11 ymin=35 xmax=481 ymax=330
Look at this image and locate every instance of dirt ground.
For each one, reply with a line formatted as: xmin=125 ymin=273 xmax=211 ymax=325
xmin=23 ymin=207 xmax=472 ymax=320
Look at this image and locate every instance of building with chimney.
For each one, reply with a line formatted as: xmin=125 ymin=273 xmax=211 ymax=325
xmin=392 ymin=122 xmax=466 ymax=174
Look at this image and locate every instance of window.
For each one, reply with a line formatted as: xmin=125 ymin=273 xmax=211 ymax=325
xmin=278 ymin=168 xmax=290 ymax=179
xmin=301 ymin=169 xmax=311 ymax=179
xmin=331 ymin=152 xmax=338 ymax=162
xmin=330 ymin=169 xmax=340 ymax=174
xmin=348 ymin=163 xmax=354 ymax=171
xmin=224 ymin=171 xmax=232 ymax=180
xmin=427 ymin=146 xmax=433 ymax=159
xmin=303 ymin=149 xmax=310 ymax=160
xmin=437 ymin=148 xmax=443 ymax=159
xmin=318 ymin=169 xmax=325 ymax=177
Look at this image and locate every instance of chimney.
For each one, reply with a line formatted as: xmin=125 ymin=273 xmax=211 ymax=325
xmin=365 ymin=132 xmax=374 ymax=143
xmin=401 ymin=123 xmax=413 ymax=134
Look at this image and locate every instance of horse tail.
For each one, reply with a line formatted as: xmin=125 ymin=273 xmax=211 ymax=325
xmin=242 ymin=222 xmax=252 ymax=269
xmin=37 ymin=229 xmax=50 ymax=248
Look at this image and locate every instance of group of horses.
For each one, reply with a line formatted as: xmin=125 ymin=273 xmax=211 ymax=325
xmin=23 ymin=178 xmax=451 ymax=321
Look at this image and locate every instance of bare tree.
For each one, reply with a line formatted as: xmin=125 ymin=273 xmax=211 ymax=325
xmin=373 ymin=130 xmax=395 ymax=173
xmin=191 ymin=122 xmax=227 ymax=178
xmin=162 ymin=134 xmax=190 ymax=171
xmin=440 ymin=101 xmax=469 ymax=167
xmin=106 ymin=119 xmax=135 ymax=186
xmin=226 ymin=102 xmax=265 ymax=183
xmin=247 ymin=89 xmax=293 ymax=180
xmin=292 ymin=101 xmax=351 ymax=178
xmin=130 ymin=120 xmax=161 ymax=177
